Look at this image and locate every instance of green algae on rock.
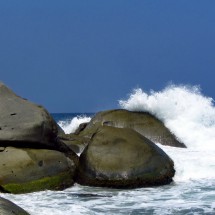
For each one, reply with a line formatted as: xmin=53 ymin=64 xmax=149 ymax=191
xmin=0 ymin=147 xmax=76 ymax=193
xmin=2 ymin=172 xmax=74 ymax=194
xmin=0 ymin=83 xmax=78 ymax=193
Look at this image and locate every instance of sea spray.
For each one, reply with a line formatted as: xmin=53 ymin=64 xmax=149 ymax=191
xmin=119 ymin=85 xmax=215 ymax=181
xmin=58 ymin=115 xmax=91 ymax=134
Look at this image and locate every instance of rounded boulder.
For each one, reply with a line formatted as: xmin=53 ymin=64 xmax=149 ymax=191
xmin=78 ymin=109 xmax=185 ymax=148
xmin=0 ymin=82 xmax=59 ymax=148
xmin=76 ymin=126 xmax=175 ymax=188
xmin=0 ymin=147 xmax=76 ymax=193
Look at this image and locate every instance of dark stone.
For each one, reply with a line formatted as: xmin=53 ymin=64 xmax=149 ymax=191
xmin=0 ymin=147 xmax=76 ymax=193
xmin=58 ymin=133 xmax=89 ymax=154
xmin=0 ymin=83 xmax=79 ymax=193
xmin=76 ymin=126 xmax=175 ymax=188
xmin=0 ymin=196 xmax=30 ymax=215
xmin=74 ymin=122 xmax=89 ymax=135
xmin=79 ymin=109 xmax=186 ymax=148
xmin=0 ymin=82 xmax=58 ymax=147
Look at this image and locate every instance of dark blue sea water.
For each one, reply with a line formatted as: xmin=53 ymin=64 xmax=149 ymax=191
xmin=2 ymin=85 xmax=215 ymax=214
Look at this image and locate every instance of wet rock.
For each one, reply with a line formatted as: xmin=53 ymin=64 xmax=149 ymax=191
xmin=78 ymin=109 xmax=185 ymax=148
xmin=0 ymin=83 xmax=79 ymax=193
xmin=0 ymin=147 xmax=77 ymax=193
xmin=0 ymin=197 xmax=30 ymax=215
xmin=74 ymin=122 xmax=89 ymax=135
xmin=76 ymin=126 xmax=175 ymax=188
xmin=58 ymin=133 xmax=89 ymax=154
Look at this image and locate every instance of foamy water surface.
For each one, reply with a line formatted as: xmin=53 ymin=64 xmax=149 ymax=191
xmin=58 ymin=115 xmax=91 ymax=134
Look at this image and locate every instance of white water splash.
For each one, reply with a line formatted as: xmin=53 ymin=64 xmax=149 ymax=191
xmin=58 ymin=115 xmax=91 ymax=134
xmin=119 ymin=85 xmax=215 ymax=181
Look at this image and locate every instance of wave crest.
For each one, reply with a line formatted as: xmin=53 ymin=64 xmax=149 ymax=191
xmin=119 ymin=84 xmax=215 ymax=148
xmin=119 ymin=84 xmax=215 ymax=180
xmin=58 ymin=115 xmax=91 ymax=134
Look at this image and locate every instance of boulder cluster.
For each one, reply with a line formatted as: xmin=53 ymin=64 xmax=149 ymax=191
xmin=0 ymin=83 xmax=185 ymax=195
xmin=0 ymin=83 xmax=77 ymax=194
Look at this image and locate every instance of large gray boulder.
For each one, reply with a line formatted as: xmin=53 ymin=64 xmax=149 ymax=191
xmin=76 ymin=126 xmax=175 ymax=188
xmin=0 ymin=83 xmax=78 ymax=193
xmin=77 ymin=109 xmax=185 ymax=148
xmin=0 ymin=82 xmax=59 ymax=148
xmin=0 ymin=147 xmax=76 ymax=193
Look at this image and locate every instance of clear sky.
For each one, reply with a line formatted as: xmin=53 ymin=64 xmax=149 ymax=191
xmin=0 ymin=1 xmax=215 ymax=113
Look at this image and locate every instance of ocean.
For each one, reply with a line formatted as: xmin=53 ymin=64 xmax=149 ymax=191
xmin=1 ymin=85 xmax=215 ymax=214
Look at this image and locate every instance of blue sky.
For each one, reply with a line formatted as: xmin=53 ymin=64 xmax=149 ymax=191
xmin=0 ymin=1 xmax=215 ymax=112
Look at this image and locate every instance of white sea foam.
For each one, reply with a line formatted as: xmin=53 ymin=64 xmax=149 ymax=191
xmin=58 ymin=115 xmax=91 ymax=134
xmin=119 ymin=84 xmax=215 ymax=181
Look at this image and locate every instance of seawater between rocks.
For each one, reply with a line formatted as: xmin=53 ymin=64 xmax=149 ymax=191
xmin=1 ymin=85 xmax=215 ymax=214
xmin=2 ymin=180 xmax=215 ymax=214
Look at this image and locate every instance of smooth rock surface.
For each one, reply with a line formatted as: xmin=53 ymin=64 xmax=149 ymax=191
xmin=0 ymin=82 xmax=58 ymax=147
xmin=0 ymin=147 xmax=76 ymax=193
xmin=77 ymin=126 xmax=175 ymax=188
xmin=78 ymin=109 xmax=185 ymax=148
